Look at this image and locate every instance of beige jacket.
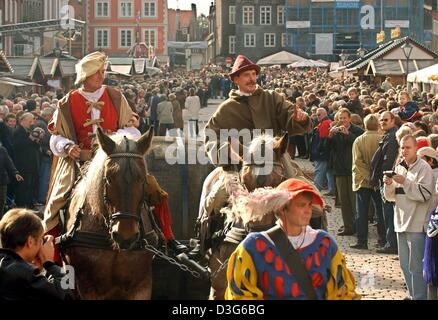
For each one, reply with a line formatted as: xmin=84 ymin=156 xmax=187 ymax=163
xmin=352 ymin=130 xmax=383 ymax=191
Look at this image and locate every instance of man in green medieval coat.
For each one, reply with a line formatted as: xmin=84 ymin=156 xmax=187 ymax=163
xmin=188 ymin=55 xmax=313 ymax=259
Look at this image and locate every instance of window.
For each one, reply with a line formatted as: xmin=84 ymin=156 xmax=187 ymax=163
xmin=95 ymin=29 xmax=110 ymax=48
xmin=260 ymin=6 xmax=271 ymax=25
xmin=144 ymin=29 xmax=157 ymax=48
xmin=244 ymin=33 xmax=256 ymax=47
xmin=243 ymin=6 xmax=254 ymax=25
xmin=95 ymin=0 xmax=110 ymax=18
xmin=119 ymin=29 xmax=133 ymax=48
xmin=119 ymin=1 xmax=133 ymax=18
xmin=229 ymin=5 xmax=236 ymax=24
xmin=229 ymin=35 xmax=236 ymax=54
xmin=264 ymin=33 xmax=276 ymax=47
xmin=281 ymin=33 xmax=292 ymax=47
xmin=143 ymin=0 xmax=156 ymax=18
xmin=434 ymin=20 xmax=438 ymax=35
xmin=277 ymin=6 xmax=285 ymax=25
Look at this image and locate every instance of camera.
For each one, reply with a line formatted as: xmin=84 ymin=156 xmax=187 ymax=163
xmin=29 ymin=127 xmax=45 ymax=143
xmin=383 ymin=170 xmax=396 ymax=178
xmin=332 ymin=126 xmax=342 ymax=133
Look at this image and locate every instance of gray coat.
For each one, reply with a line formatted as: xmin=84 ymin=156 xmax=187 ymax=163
xmin=157 ymin=101 xmax=174 ymax=124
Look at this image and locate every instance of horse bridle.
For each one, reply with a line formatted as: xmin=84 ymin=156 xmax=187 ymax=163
xmin=102 ymin=151 xmax=146 ymax=225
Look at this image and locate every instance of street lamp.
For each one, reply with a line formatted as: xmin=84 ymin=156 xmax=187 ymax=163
xmin=339 ymin=49 xmax=348 ymax=67
xmin=401 ymin=40 xmax=413 ymax=84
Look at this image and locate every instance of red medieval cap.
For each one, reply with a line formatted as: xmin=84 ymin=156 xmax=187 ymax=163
xmin=229 ymin=55 xmax=261 ymax=80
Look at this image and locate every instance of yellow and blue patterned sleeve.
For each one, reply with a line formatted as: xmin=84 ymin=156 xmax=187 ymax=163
xmin=325 ymin=249 xmax=361 ymax=300
xmin=225 ymin=244 xmax=264 ymax=300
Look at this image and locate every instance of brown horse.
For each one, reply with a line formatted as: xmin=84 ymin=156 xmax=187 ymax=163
xmin=62 ymin=127 xmax=157 ymax=299
xmin=205 ymin=134 xmax=327 ymax=300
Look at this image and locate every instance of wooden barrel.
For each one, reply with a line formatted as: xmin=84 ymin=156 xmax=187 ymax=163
xmin=145 ymin=136 xmax=215 ymax=240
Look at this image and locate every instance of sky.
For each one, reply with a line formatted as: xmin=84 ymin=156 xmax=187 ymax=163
xmin=167 ymin=0 xmax=211 ymax=16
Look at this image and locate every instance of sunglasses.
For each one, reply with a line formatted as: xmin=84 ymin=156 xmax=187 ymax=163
xmin=380 ymin=118 xmax=391 ymax=122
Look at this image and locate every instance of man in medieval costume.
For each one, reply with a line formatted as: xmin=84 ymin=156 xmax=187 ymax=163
xmin=188 ymin=55 xmax=314 ymax=259
xmin=44 ymin=52 xmax=186 ymax=264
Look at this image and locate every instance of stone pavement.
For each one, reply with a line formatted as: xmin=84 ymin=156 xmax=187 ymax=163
xmin=294 ymin=158 xmax=407 ymax=300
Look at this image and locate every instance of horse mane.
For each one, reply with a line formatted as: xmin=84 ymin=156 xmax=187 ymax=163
xmin=220 ymin=133 xmax=290 ymax=225
xmin=72 ymin=134 xmax=141 ymax=218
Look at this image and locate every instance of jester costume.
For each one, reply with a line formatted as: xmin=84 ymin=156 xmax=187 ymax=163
xmin=225 ymin=228 xmax=360 ymax=300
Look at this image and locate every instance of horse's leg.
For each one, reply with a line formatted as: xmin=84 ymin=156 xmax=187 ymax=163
xmin=209 ymin=242 xmax=238 ymax=300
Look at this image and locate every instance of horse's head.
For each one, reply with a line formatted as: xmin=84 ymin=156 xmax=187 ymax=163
xmin=240 ymin=133 xmax=288 ymax=192
xmin=96 ymin=127 xmax=153 ymax=250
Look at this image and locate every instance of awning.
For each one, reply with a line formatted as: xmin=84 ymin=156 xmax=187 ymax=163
xmin=167 ymin=41 xmax=208 ymax=49
xmin=257 ymin=51 xmax=304 ymax=65
xmin=365 ymin=59 xmax=434 ymax=76
xmin=105 ymin=71 xmax=131 ymax=78
xmin=0 ymin=77 xmax=42 ymax=97
xmin=0 ymin=79 xmax=27 ymax=87
xmin=407 ymin=63 xmax=438 ymax=83
xmin=0 ymin=77 xmax=42 ymax=86
xmin=288 ymin=59 xmax=329 ymax=68
xmin=110 ymin=65 xmax=132 ymax=75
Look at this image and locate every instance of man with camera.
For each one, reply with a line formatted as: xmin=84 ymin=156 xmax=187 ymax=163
xmin=0 ymin=208 xmax=73 ymax=300
xmin=12 ymin=113 xmax=42 ymax=209
xmin=383 ymin=135 xmax=434 ymax=300
xmin=370 ymin=111 xmax=399 ymax=254
xmin=327 ymin=108 xmax=363 ymax=236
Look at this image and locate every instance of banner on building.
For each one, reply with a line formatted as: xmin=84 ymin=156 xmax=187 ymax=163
xmin=385 ymin=20 xmax=410 ymax=28
xmin=286 ymin=21 xmax=311 ymax=29
xmin=315 ymin=33 xmax=333 ymax=55
xmin=133 ymin=58 xmax=146 ymax=74
xmin=335 ymin=1 xmax=360 ymax=9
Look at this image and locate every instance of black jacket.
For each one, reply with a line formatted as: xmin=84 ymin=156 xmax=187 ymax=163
xmin=0 ymin=249 xmax=73 ymax=300
xmin=0 ymin=145 xmax=19 ymax=185
xmin=346 ymin=98 xmax=364 ymax=118
xmin=34 ymin=118 xmax=51 ymax=161
xmin=370 ymin=127 xmax=399 ymax=187
xmin=12 ymin=125 xmax=40 ymax=173
xmin=327 ymin=123 xmax=364 ymax=176
xmin=0 ymin=120 xmax=14 ymax=161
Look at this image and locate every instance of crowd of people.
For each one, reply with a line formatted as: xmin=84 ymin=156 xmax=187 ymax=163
xmin=0 ymin=52 xmax=438 ymax=300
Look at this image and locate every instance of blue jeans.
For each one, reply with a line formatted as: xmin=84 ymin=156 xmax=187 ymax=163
xmin=355 ymin=187 xmax=386 ymax=245
xmin=314 ymin=160 xmax=335 ymax=193
xmin=380 ymin=182 xmax=398 ymax=249
xmin=397 ymin=232 xmax=427 ymax=300
xmin=38 ymin=157 xmax=51 ymax=203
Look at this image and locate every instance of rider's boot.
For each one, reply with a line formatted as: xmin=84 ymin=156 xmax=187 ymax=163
xmin=187 ymin=242 xmax=202 ymax=260
xmin=167 ymin=238 xmax=189 ymax=255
